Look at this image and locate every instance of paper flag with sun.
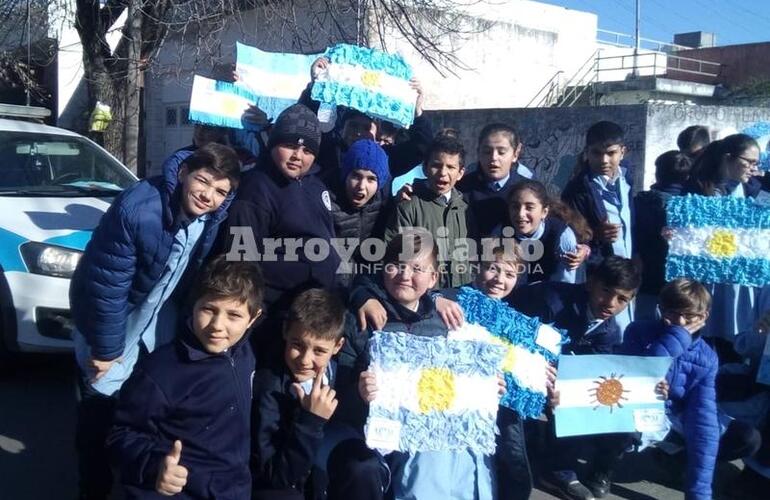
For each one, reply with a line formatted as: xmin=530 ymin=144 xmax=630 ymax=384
xmin=311 ymin=44 xmax=418 ymax=128
xmin=449 ymin=286 xmax=566 ymax=419
xmin=554 ymin=355 xmax=672 ymax=437
xmin=665 ymin=194 xmax=770 ymax=287
xmin=365 ymin=331 xmax=506 ymax=454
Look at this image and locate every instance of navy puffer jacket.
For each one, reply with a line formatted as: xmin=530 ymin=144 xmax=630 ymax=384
xmin=70 ymin=149 xmax=234 ymax=361
xmin=620 ymin=320 xmax=718 ymax=500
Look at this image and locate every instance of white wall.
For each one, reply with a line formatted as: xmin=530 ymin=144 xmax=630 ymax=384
xmin=368 ymin=0 xmax=598 ymax=110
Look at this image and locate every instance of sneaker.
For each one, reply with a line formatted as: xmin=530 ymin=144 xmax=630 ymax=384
xmin=539 ymin=473 xmax=596 ymax=500
xmin=584 ymin=472 xmax=612 ymax=498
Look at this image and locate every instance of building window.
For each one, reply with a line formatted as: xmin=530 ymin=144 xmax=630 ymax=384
xmin=180 ymin=106 xmax=191 ymax=126
xmin=165 ymin=107 xmax=177 ymax=127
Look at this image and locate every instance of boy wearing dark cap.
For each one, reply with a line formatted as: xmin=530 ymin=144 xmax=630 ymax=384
xmin=326 ymin=139 xmax=392 ymax=290
xmin=223 ymin=104 xmax=339 ymax=317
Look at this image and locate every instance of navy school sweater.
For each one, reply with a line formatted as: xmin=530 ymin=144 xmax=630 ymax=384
xmin=510 ymin=281 xmax=621 ymax=355
xmin=222 ymin=158 xmax=340 ymax=310
xmin=107 ymin=325 xmax=254 ymax=500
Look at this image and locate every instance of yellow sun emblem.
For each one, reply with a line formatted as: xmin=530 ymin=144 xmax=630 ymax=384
xmin=706 ymin=230 xmax=738 ymax=258
xmin=417 ymin=367 xmax=456 ymax=413
xmin=360 ymin=70 xmax=382 ymax=89
xmin=221 ymin=96 xmax=240 ymax=115
xmin=589 ymin=373 xmax=629 ymax=412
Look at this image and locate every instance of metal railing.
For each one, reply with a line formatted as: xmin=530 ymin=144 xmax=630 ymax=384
xmin=525 ymin=70 xmax=564 ymax=108
xmin=554 ymin=49 xmax=601 ymax=107
xmin=525 ymin=46 xmax=723 ymax=108
xmin=594 ymin=51 xmax=722 ymax=79
xmin=597 ymin=29 xmax=691 ymax=53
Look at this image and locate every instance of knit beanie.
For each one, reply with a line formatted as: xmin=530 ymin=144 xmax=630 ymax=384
xmin=267 ymin=104 xmax=322 ymax=155
xmin=341 ymin=139 xmax=390 ymax=186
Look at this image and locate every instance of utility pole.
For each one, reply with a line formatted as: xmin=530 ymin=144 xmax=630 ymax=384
xmin=633 ymin=0 xmax=640 ymax=77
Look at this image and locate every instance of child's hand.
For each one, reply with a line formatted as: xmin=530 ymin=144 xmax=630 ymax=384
xmin=545 ymin=363 xmax=558 ymax=392
xmin=242 ymin=104 xmax=270 ymax=127
xmin=88 ymin=356 xmax=120 ymax=383
xmin=599 ymin=219 xmax=621 ymax=243
xmin=396 ymin=183 xmax=413 ymax=202
xmin=357 ymin=299 xmax=388 ymax=332
xmin=293 ymin=373 xmax=338 ymax=420
xmin=156 ymin=440 xmax=188 ymax=496
xmin=660 ymin=226 xmax=674 ymax=241
xmin=436 ymin=296 xmax=464 ymax=330
xmin=409 ymin=78 xmax=424 ymax=118
xmin=358 ymin=370 xmax=378 ymax=403
xmin=562 ymin=244 xmax=590 ymax=270
xmin=546 ymin=364 xmax=559 ymax=408
xmin=548 ymin=387 xmax=561 ymax=409
xmin=497 ymin=374 xmax=507 ymax=397
xmin=310 ymin=57 xmax=330 ymax=80
xmin=655 ymin=379 xmax=670 ymax=400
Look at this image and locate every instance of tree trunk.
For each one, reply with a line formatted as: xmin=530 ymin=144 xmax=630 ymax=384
xmin=123 ymin=0 xmax=143 ymax=174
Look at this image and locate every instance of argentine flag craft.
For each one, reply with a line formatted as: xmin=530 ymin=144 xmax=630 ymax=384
xmin=188 ymin=75 xmax=255 ymax=129
xmin=450 ymin=287 xmax=565 ymax=419
xmin=234 ymin=43 xmax=321 ymax=121
xmin=554 ymin=355 xmax=672 ymax=437
xmin=311 ymin=44 xmax=417 ymax=128
xmin=365 ymin=331 xmax=506 ymax=454
xmin=665 ymin=194 xmax=770 ymax=287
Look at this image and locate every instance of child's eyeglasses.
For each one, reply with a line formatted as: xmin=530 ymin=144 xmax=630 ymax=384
xmin=734 ymin=155 xmax=759 ymax=167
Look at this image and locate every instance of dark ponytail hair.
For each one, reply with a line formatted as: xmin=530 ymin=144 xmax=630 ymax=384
xmin=508 ymin=180 xmax=593 ymax=243
xmin=689 ymin=133 xmax=758 ymax=196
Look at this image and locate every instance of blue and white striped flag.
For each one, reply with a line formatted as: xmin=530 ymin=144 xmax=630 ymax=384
xmin=365 ymin=331 xmax=506 ymax=454
xmin=666 ymin=194 xmax=770 ymax=287
xmin=554 ymin=355 xmax=671 ymax=437
xmin=311 ymin=44 xmax=418 ymax=128
xmin=450 ymin=287 xmax=565 ymax=419
xmin=234 ymin=43 xmax=321 ymax=121
xmin=188 ymin=75 xmax=253 ymax=129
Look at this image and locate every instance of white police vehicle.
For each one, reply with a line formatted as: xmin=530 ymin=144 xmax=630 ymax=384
xmin=0 ymin=105 xmax=137 ymax=356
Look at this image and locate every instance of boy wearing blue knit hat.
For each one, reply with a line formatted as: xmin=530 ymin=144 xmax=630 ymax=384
xmin=327 ymin=138 xmax=393 ymax=291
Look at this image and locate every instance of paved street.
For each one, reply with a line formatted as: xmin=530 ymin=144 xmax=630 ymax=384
xmin=0 ymin=354 xmax=763 ymax=499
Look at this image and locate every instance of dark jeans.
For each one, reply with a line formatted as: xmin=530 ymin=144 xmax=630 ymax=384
xmin=75 ymin=374 xmax=118 ymax=500
xmin=543 ymin=411 xmax=635 ymax=480
xmin=718 ymin=419 xmax=761 ymax=461
xmin=327 ymin=439 xmax=386 ymax=500
xmin=496 ymin=407 xmax=532 ymax=500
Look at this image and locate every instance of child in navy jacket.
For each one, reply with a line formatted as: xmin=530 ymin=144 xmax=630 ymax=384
xmin=619 ymin=278 xmax=718 ymax=500
xmin=512 ymin=256 xmax=641 ymax=500
xmin=222 ymin=104 xmax=339 ymax=313
xmin=107 ymin=256 xmax=264 ymax=499
xmin=250 ymin=288 xmax=349 ymax=500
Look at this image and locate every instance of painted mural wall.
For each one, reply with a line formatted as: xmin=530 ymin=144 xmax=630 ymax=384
xmin=427 ymin=103 xmax=770 ymax=195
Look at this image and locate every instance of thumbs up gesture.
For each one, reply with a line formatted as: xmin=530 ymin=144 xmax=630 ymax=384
xmin=156 ymin=440 xmax=188 ymax=496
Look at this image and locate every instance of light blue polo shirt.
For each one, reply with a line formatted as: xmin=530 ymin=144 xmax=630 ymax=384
xmin=74 ymin=214 xmax=208 ymax=396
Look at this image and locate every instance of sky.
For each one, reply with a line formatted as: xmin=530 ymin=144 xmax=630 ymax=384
xmin=538 ymin=0 xmax=770 ymax=47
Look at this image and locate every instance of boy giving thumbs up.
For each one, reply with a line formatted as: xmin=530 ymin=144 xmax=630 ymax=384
xmin=156 ymin=440 xmax=188 ymax=496
xmin=107 ymin=257 xmax=264 ymax=499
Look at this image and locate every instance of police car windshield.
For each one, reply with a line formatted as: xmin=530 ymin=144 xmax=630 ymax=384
xmin=0 ymin=131 xmax=135 ymax=195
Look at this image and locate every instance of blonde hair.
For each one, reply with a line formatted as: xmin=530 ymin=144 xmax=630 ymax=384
xmin=659 ymin=278 xmax=712 ymax=314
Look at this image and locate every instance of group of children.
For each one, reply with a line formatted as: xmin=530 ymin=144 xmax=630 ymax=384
xmin=68 ymin=56 xmax=770 ymax=500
